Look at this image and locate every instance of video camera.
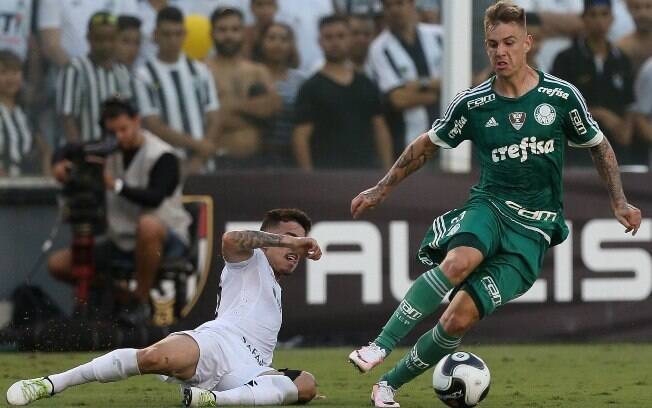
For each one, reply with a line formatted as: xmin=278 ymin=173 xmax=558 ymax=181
xmin=61 ymin=136 xmax=119 ymax=231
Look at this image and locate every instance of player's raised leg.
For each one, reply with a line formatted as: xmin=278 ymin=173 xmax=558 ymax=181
xmin=370 ymin=291 xmax=479 ymax=407
xmin=6 ymin=334 xmax=199 ymax=406
xmin=349 ymin=245 xmax=483 ymax=373
xmin=183 ymin=371 xmax=317 ymax=407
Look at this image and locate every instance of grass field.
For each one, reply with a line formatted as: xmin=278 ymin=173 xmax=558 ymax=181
xmin=2 ymin=345 xmax=651 ymax=407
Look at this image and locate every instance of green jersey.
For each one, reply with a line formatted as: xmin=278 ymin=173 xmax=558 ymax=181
xmin=428 ymin=71 xmax=604 ymax=246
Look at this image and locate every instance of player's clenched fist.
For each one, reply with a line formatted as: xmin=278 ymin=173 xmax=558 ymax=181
xmin=288 ymin=237 xmax=322 ymax=260
xmin=351 ymin=185 xmax=387 ymax=219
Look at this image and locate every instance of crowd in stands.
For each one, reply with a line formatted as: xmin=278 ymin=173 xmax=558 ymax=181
xmin=1 ymin=0 xmax=652 ymax=177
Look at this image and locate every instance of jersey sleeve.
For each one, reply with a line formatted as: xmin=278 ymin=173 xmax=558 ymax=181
xmin=562 ymin=86 xmax=604 ymax=148
xmin=224 ymin=248 xmax=259 ymax=269
xmin=426 ymin=92 xmax=472 ymax=148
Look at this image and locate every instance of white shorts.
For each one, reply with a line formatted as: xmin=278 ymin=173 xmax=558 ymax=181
xmin=169 ymin=322 xmax=273 ymax=391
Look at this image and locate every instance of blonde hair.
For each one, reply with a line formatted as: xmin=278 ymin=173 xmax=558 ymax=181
xmin=484 ymin=1 xmax=526 ymax=34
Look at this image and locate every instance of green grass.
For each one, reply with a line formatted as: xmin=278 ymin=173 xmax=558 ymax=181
xmin=2 ymin=345 xmax=652 ymax=407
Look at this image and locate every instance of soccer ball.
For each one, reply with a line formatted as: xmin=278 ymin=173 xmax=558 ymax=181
xmin=432 ymin=351 xmax=491 ymax=407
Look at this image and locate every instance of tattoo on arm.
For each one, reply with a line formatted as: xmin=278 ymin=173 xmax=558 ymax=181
xmin=229 ymin=231 xmax=283 ymax=251
xmin=377 ymin=140 xmax=438 ymax=190
xmin=590 ymin=138 xmax=627 ymax=208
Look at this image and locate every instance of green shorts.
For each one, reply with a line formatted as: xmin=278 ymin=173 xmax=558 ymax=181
xmin=417 ymin=198 xmax=549 ymax=318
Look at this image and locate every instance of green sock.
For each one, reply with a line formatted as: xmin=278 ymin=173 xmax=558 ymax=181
xmin=381 ymin=323 xmax=461 ymax=390
xmin=374 ymin=267 xmax=453 ymax=353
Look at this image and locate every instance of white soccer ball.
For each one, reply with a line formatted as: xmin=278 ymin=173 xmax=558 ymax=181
xmin=432 ymin=351 xmax=491 ymax=407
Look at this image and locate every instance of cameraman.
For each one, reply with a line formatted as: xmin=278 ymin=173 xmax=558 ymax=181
xmin=48 ymin=97 xmax=191 ymax=325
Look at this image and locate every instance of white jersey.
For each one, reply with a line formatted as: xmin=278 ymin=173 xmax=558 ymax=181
xmin=212 ymin=248 xmax=282 ymax=367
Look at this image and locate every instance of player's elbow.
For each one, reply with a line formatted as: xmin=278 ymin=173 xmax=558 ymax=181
xmin=294 ymin=371 xmax=317 ymax=404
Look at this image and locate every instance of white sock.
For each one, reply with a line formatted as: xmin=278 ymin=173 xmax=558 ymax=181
xmin=213 ymin=375 xmax=298 ymax=406
xmin=49 ymin=348 xmax=141 ymax=393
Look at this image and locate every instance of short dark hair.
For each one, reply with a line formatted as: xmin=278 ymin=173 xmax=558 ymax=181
xmin=100 ymin=96 xmax=139 ymax=128
xmin=260 ymin=208 xmax=312 ymax=234
xmin=211 ymin=7 xmax=244 ymax=25
xmin=0 ymin=50 xmax=23 ymax=71
xmin=157 ymin=6 xmax=184 ymax=26
xmin=484 ymin=1 xmax=526 ymax=34
xmin=117 ymin=15 xmax=142 ymax=32
xmin=319 ymin=14 xmax=349 ymax=30
xmin=88 ymin=11 xmax=117 ymax=32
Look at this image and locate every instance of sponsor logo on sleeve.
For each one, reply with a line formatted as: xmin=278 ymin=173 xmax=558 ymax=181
xmin=569 ymin=108 xmax=587 ymax=135
xmin=447 ymin=116 xmax=467 ymax=139
xmin=467 ymin=93 xmax=496 ymax=109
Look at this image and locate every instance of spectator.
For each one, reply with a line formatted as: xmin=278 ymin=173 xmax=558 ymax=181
xmin=206 ymin=7 xmax=281 ymax=169
xmin=48 ymin=96 xmax=192 ymax=325
xmin=513 ymin=0 xmax=584 ymax=72
xmin=177 ymin=0 xmax=253 ymax=22
xmin=630 ymin=53 xmax=652 ymax=165
xmin=243 ymin=0 xmax=284 ymax=58
xmin=416 ymin=0 xmax=440 ymax=24
xmin=0 ymin=50 xmax=47 ymax=176
xmin=138 ymin=6 xmax=220 ymax=174
xmin=368 ymin=0 xmax=443 ymax=156
xmin=116 ymin=16 xmax=142 ymax=70
xmin=292 ymin=15 xmax=393 ymax=170
xmin=618 ymin=0 xmax=652 ymax=74
xmin=136 ymin=0 xmax=170 ymax=66
xmin=278 ymin=0 xmax=334 ymax=73
xmin=38 ymin=0 xmax=138 ymax=67
xmin=0 ymin=0 xmax=37 ymax=62
xmin=253 ymin=22 xmax=304 ymax=168
xmin=553 ymin=0 xmax=637 ymax=166
xmin=349 ymin=14 xmax=377 ymax=78
xmin=57 ymin=12 xmax=134 ymax=143
xmin=333 ymin=0 xmax=383 ymax=15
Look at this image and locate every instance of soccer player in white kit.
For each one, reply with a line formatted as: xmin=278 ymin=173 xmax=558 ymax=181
xmin=6 ymin=208 xmax=322 ymax=407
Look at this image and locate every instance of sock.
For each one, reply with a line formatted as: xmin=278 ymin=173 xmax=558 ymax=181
xmin=213 ymin=375 xmax=298 ymax=406
xmin=49 ymin=348 xmax=140 ymax=393
xmin=375 ymin=267 xmax=453 ymax=352
xmin=381 ymin=323 xmax=461 ymax=390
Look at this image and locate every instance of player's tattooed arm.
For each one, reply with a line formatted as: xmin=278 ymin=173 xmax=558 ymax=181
xmin=351 ymin=133 xmax=438 ymax=218
xmin=590 ymin=138 xmax=642 ymax=235
xmin=222 ymin=230 xmax=322 ymax=262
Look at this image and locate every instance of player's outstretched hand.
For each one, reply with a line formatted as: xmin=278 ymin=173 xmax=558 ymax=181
xmin=351 ymin=185 xmax=386 ymax=219
xmin=290 ymin=237 xmax=322 ymax=261
xmin=614 ymin=203 xmax=642 ymax=235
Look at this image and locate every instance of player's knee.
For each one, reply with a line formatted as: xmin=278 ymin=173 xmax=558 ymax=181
xmin=440 ymin=252 xmax=475 ymax=284
xmin=294 ymin=371 xmax=317 ymax=404
xmin=137 ymin=215 xmax=165 ymax=242
xmin=439 ymin=310 xmax=477 ymax=337
xmin=47 ymin=252 xmax=71 ymax=282
xmin=136 ymin=346 xmax=168 ymax=374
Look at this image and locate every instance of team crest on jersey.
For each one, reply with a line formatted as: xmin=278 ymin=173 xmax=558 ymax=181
xmin=534 ymin=103 xmax=556 ymax=126
xmin=508 ymin=112 xmax=526 ymax=130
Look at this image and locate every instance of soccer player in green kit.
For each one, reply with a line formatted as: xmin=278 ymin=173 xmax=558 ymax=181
xmin=348 ymin=1 xmax=642 ymax=407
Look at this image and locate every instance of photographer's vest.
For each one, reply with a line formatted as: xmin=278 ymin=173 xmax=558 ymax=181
xmin=105 ymin=131 xmax=191 ymax=252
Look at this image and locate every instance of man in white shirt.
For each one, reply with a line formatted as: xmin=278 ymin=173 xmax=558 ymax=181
xmin=367 ymin=0 xmax=443 ymax=154
xmin=7 ymin=208 xmax=322 ymax=407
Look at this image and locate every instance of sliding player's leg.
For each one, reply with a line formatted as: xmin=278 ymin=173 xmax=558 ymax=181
xmin=183 ymin=370 xmax=317 ymax=407
xmin=6 ymin=334 xmax=199 ymax=406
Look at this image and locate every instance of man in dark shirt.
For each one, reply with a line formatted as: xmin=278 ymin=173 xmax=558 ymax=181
xmin=552 ymin=0 xmax=638 ymax=165
xmin=293 ymin=14 xmax=393 ymax=170
xmin=49 ymin=97 xmax=191 ymax=324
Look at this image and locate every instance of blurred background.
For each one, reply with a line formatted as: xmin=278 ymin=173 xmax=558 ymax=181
xmin=1 ymin=0 xmax=652 ymax=351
